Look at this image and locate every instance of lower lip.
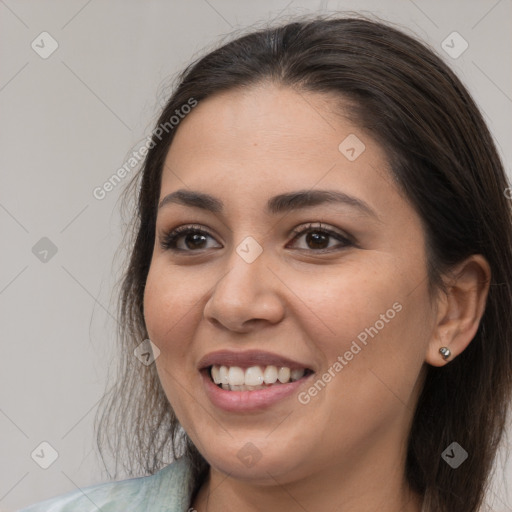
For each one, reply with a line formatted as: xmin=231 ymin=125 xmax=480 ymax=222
xmin=201 ymin=369 xmax=314 ymax=412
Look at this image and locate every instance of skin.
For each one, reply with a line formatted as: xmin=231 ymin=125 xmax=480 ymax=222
xmin=143 ymin=83 xmax=491 ymax=512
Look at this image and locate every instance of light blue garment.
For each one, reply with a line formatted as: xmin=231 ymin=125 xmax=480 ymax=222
xmin=18 ymin=457 xmax=195 ymax=512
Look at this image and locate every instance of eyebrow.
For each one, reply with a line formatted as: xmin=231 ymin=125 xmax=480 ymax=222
xmin=158 ymin=188 xmax=379 ymax=219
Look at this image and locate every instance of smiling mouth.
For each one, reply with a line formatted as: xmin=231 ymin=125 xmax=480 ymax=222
xmin=207 ymin=364 xmax=314 ymax=391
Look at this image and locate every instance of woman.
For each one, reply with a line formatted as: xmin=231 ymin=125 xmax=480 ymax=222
xmin=20 ymin=14 xmax=512 ymax=512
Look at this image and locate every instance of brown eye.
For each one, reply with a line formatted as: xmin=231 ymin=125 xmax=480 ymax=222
xmin=304 ymin=231 xmax=330 ymax=250
xmin=288 ymin=223 xmax=353 ymax=252
xmin=181 ymin=232 xmax=208 ymax=250
xmin=160 ymin=225 xmax=221 ymax=252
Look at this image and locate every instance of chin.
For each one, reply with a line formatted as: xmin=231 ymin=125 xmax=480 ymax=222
xmin=199 ymin=440 xmax=310 ymax=484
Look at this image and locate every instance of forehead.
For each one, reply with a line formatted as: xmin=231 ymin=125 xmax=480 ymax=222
xmin=166 ymin=84 xmax=354 ymax=166
xmin=159 ymin=84 xmax=404 ymax=222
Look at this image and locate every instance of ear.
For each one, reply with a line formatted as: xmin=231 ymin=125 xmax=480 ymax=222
xmin=426 ymin=254 xmax=491 ymax=367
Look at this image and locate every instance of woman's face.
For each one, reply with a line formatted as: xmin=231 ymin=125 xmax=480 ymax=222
xmin=144 ymin=84 xmax=436 ymax=484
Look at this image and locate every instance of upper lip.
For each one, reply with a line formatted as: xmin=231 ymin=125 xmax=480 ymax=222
xmin=197 ymin=350 xmax=314 ymax=371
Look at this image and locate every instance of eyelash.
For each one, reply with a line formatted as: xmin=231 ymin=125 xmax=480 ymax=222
xmin=159 ymin=222 xmax=354 ymax=253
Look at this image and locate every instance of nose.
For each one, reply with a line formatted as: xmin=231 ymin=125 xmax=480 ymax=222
xmin=203 ymin=249 xmax=286 ymax=333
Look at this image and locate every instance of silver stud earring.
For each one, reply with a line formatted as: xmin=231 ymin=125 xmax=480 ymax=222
xmin=439 ymin=347 xmax=451 ymax=360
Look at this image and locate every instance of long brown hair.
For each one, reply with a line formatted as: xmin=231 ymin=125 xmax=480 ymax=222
xmin=95 ymin=14 xmax=512 ymax=511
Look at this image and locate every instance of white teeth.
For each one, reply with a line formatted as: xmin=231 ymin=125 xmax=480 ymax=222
xmin=209 ymin=364 xmax=308 ymax=390
xmin=228 ymin=366 xmax=245 ymax=386
xmin=263 ymin=365 xmax=278 ymax=383
xmin=245 ymin=366 xmax=264 ymax=386
xmin=277 ymin=367 xmax=291 ymax=383
xmin=211 ymin=365 xmax=221 ymax=384
xmin=219 ymin=366 xmax=229 ymax=385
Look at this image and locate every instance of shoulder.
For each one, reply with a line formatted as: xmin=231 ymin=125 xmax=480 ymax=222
xmin=18 ymin=457 xmax=195 ymax=512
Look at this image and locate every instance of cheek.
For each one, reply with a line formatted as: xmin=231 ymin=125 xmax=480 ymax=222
xmin=143 ymin=265 xmax=198 ymax=408
xmin=143 ymin=268 xmax=169 ymax=342
xmin=289 ymin=263 xmax=393 ymax=345
xmin=142 ymin=262 xmax=212 ymax=403
xmin=143 ymin=262 xmax=201 ymax=341
xmin=297 ymin=260 xmax=426 ymax=385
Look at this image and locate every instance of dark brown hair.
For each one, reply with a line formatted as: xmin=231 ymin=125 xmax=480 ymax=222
xmin=96 ymin=13 xmax=512 ymax=511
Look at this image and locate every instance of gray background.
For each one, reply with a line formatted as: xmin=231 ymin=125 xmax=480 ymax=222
xmin=0 ymin=1 xmax=511 ymax=510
